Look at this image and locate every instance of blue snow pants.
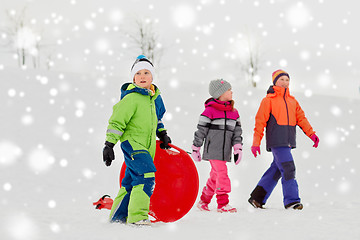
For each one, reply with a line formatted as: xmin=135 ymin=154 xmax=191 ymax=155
xmin=109 ymin=141 xmax=156 ymax=223
xmin=250 ymin=147 xmax=300 ymax=207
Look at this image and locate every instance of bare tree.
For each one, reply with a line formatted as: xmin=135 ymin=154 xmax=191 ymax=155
xmin=126 ymin=17 xmax=163 ymax=69
xmin=0 ymin=7 xmax=42 ymax=68
xmin=45 ymin=50 xmax=55 ymax=70
xmin=237 ymin=33 xmax=262 ymax=87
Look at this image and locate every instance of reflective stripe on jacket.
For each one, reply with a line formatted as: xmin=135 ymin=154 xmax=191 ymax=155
xmin=106 ymin=83 xmax=165 ymax=158
xmin=253 ymin=86 xmax=315 ymax=151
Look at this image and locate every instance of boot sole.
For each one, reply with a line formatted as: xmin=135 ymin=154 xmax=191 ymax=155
xmin=217 ymin=209 xmax=237 ymax=213
xmin=248 ymin=198 xmax=264 ymax=209
xmin=285 ymin=202 xmax=303 ymax=210
xmin=197 ymin=206 xmax=210 ymax=211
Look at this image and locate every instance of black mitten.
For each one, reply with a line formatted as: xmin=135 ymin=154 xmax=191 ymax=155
xmin=103 ymin=141 xmax=115 ymax=166
xmin=157 ymin=131 xmax=172 ymax=149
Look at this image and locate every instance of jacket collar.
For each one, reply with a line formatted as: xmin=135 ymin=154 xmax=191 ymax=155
xmin=120 ymin=83 xmax=159 ymax=100
xmin=205 ymin=98 xmax=233 ymax=111
xmin=266 ymin=85 xmax=292 ymax=98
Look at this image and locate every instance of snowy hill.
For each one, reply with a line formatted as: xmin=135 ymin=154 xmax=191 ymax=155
xmin=1 ymin=68 xmax=359 ymax=240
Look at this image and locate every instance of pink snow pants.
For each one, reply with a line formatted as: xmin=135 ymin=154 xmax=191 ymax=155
xmin=200 ymin=159 xmax=231 ymax=208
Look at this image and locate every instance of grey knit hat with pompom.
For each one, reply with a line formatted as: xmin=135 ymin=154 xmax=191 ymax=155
xmin=209 ymin=79 xmax=232 ymax=99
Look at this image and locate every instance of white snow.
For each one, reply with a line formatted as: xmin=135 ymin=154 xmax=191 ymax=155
xmin=1 ymin=67 xmax=359 ymax=240
xmin=14 ymin=27 xmax=39 ymax=51
xmin=27 ymin=146 xmax=56 ymax=173
xmin=3 ymin=182 xmax=12 ymax=191
xmin=286 ymin=3 xmax=311 ymax=29
xmin=1 ymin=1 xmax=360 ymax=240
xmin=6 ymin=214 xmax=39 ymax=240
xmin=172 ymin=5 xmax=196 ymax=28
xmin=21 ymin=114 xmax=34 ymax=126
xmin=0 ymin=141 xmax=22 ymax=166
xmin=48 ymin=200 xmax=57 ymax=209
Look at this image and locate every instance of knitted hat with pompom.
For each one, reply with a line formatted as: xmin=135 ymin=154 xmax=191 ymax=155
xmin=209 ymin=79 xmax=232 ymax=99
xmin=130 ymin=55 xmax=155 ymax=81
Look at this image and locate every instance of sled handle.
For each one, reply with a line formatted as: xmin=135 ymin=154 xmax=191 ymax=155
xmin=167 ymin=143 xmax=193 ymax=155
xmin=167 ymin=143 xmax=187 ymax=155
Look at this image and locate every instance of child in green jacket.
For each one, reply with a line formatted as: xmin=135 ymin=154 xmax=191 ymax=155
xmin=102 ymin=55 xmax=171 ymax=225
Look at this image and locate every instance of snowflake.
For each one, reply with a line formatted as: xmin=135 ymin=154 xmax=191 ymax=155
xmin=286 ymin=3 xmax=311 ymax=28
xmin=6 ymin=214 xmax=38 ymax=240
xmin=0 ymin=141 xmax=22 ymax=166
xmin=28 ymin=145 xmax=55 ymax=173
xmin=172 ymin=5 xmax=196 ymax=28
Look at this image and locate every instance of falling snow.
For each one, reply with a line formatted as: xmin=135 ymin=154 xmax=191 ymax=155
xmin=27 ymin=145 xmax=56 ymax=173
xmin=0 ymin=141 xmax=22 ymax=166
xmin=0 ymin=1 xmax=359 ymax=240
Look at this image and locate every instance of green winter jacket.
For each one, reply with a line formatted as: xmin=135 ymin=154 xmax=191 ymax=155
xmin=106 ymin=83 xmax=165 ymax=158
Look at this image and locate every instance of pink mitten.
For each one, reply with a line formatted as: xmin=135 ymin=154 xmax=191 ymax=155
xmin=251 ymin=146 xmax=261 ymax=158
xmin=310 ymin=134 xmax=319 ymax=148
xmin=233 ymin=144 xmax=243 ymax=165
xmin=191 ymin=145 xmax=201 ymax=162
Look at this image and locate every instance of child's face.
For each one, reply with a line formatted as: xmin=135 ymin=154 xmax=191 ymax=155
xmin=275 ymin=75 xmax=290 ymax=88
xmin=134 ymin=69 xmax=153 ymax=89
xmin=218 ymin=89 xmax=233 ymax=102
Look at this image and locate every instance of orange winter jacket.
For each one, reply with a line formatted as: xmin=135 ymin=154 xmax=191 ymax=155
xmin=253 ymin=86 xmax=315 ymax=151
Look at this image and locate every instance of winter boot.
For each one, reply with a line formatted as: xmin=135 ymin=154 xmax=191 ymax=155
xmin=285 ymin=202 xmax=303 ymax=210
xmin=197 ymin=200 xmax=210 ymax=211
xmin=217 ymin=204 xmax=237 ymax=213
xmin=131 ymin=219 xmax=151 ymax=226
xmin=248 ymin=197 xmax=264 ymax=209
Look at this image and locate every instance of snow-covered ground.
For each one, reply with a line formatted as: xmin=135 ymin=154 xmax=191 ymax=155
xmin=1 ymin=1 xmax=360 ymax=239
xmin=1 ymin=68 xmax=359 ymax=240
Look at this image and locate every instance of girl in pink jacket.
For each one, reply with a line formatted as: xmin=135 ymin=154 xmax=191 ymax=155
xmin=191 ymin=79 xmax=243 ymax=213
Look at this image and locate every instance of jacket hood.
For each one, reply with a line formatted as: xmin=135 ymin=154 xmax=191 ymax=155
xmin=120 ymin=83 xmax=159 ymax=100
xmin=205 ymin=98 xmax=234 ymax=111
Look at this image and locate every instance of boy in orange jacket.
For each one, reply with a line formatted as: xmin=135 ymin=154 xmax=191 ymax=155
xmin=248 ymin=69 xmax=319 ymax=210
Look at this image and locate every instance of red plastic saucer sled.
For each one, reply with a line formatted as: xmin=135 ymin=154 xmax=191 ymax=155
xmin=93 ymin=140 xmax=199 ymax=223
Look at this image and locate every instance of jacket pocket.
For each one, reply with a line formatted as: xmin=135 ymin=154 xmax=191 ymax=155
xmin=206 ymin=140 xmax=211 ymax=153
xmin=129 ymin=150 xmax=157 ymax=175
